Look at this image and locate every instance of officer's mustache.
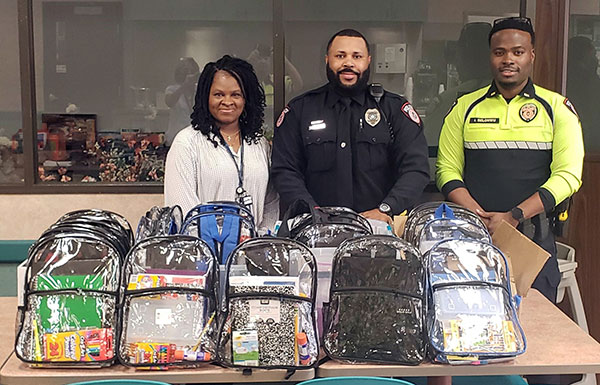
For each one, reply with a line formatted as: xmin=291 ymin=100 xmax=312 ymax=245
xmin=337 ymin=68 xmax=360 ymax=76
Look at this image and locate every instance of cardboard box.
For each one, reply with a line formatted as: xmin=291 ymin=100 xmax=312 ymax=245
xmin=492 ymin=220 xmax=550 ymax=297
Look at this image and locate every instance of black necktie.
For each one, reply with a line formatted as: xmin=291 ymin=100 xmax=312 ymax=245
xmin=336 ymin=97 xmax=353 ymax=207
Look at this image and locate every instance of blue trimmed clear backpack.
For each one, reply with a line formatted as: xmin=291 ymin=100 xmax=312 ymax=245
xmin=180 ymin=201 xmax=256 ymax=265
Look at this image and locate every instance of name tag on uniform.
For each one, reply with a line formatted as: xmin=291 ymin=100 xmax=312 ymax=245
xmin=469 ymin=117 xmax=500 ymax=124
xmin=308 ymin=120 xmax=326 ymax=130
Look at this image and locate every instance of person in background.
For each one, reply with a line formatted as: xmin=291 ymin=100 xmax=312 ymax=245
xmin=425 ymin=22 xmax=492 ymax=150
xmin=247 ymin=43 xmax=304 ymax=137
xmin=271 ymin=29 xmax=430 ymax=223
xmin=164 ymin=57 xmax=200 ymax=146
xmin=436 ymin=17 xmax=584 ymax=304
xmin=164 ymin=55 xmax=279 ymax=232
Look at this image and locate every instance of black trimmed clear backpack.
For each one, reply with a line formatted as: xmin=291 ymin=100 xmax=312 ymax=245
xmin=118 ymin=235 xmax=219 ymax=369
xmin=323 ymin=235 xmax=426 ymax=365
xmin=217 ymin=237 xmax=319 ymax=370
xmin=15 ymin=209 xmax=132 ymax=367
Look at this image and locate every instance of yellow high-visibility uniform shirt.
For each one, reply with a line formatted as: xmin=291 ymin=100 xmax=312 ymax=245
xmin=436 ymin=79 xmax=583 ymax=212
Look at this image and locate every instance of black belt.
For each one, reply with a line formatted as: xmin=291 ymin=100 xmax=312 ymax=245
xmin=519 ymin=211 xmax=549 ymax=241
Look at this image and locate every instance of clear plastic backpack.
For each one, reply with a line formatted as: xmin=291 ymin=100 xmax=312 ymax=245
xmin=15 ymin=209 xmax=132 ymax=367
xmin=180 ymin=201 xmax=256 ymax=265
xmin=277 ymin=199 xmax=374 ymax=340
xmin=135 ymin=205 xmax=183 ymax=242
xmin=217 ymin=238 xmax=318 ymax=369
xmin=277 ymin=200 xmax=373 ymax=249
xmin=426 ymin=238 xmax=526 ymax=364
xmin=415 ymin=203 xmax=491 ymax=255
xmin=323 ymin=235 xmax=426 ymax=365
xmin=118 ymin=235 xmax=219 ymax=369
xmin=404 ymin=201 xmax=486 ymax=245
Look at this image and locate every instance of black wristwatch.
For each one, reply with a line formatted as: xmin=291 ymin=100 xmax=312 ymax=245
xmin=378 ymin=202 xmax=392 ymax=216
xmin=510 ymin=206 xmax=525 ymax=223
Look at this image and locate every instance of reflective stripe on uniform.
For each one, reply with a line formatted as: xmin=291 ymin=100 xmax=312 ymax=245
xmin=464 ymin=141 xmax=552 ymax=150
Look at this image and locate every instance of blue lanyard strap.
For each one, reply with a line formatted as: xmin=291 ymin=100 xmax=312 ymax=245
xmin=222 ymin=138 xmax=245 ymax=194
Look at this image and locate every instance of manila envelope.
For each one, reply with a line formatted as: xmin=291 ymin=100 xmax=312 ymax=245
xmin=492 ymin=220 xmax=550 ymax=297
xmin=393 ymin=215 xmax=407 ymax=238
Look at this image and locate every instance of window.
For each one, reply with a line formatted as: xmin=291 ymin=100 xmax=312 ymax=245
xmin=283 ymin=0 xmax=520 ymax=178
xmin=0 ymin=0 xmax=24 ymax=185
xmin=568 ymin=2 xmax=600 ymax=152
xmin=32 ymin=0 xmax=272 ymax=185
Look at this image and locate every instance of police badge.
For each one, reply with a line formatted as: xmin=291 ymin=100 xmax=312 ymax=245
xmin=519 ymin=103 xmax=538 ymax=122
xmin=364 ymin=108 xmax=381 ymax=127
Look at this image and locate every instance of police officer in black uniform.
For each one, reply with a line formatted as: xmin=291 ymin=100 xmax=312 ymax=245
xmin=271 ymin=29 xmax=430 ymax=223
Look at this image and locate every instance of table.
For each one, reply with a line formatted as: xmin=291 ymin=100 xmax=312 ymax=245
xmin=0 ymin=297 xmax=18 ymax=368
xmin=3 ymin=290 xmax=600 ymax=384
xmin=0 ymin=296 xmax=313 ymax=385
xmin=317 ymin=289 xmax=600 ymax=384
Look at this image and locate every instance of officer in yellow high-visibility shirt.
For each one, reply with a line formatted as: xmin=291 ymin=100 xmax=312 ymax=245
xmin=436 ymin=17 xmax=584 ymax=303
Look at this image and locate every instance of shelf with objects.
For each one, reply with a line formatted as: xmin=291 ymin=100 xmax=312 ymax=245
xmin=32 ymin=113 xmax=167 ymax=184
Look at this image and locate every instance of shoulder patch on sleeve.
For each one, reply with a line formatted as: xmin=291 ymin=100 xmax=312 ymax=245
xmin=563 ymin=98 xmax=579 ymax=117
xmin=276 ymin=106 xmax=290 ymax=128
xmin=401 ymin=102 xmax=421 ymax=125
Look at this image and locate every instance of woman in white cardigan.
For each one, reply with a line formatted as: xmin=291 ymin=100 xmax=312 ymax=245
xmin=164 ymin=55 xmax=278 ymax=232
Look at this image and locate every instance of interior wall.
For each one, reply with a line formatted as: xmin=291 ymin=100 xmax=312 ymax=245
xmin=0 ymin=194 xmax=163 ymax=239
xmin=571 ymin=0 xmax=600 ymax=15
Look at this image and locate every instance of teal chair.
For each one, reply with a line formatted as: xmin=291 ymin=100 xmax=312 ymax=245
xmin=68 ymin=380 xmax=171 ymax=385
xmin=299 ymin=377 xmax=414 ymax=385
xmin=400 ymin=376 xmax=527 ymax=385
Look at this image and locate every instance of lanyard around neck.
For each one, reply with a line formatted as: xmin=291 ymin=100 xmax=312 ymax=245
xmin=222 ymin=137 xmax=245 ymax=195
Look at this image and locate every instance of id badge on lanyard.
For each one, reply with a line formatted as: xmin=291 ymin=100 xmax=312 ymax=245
xmin=224 ymin=140 xmax=253 ymax=212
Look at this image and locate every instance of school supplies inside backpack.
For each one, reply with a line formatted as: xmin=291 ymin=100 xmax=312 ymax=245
xmin=180 ymin=201 xmax=256 ymax=265
xmin=217 ymin=238 xmax=318 ymax=369
xmin=15 ymin=209 xmax=132 ymax=367
xmin=118 ymin=235 xmax=219 ymax=369
xmin=323 ymin=235 xmax=426 ymax=365
xmin=425 ymin=238 xmax=526 ymax=364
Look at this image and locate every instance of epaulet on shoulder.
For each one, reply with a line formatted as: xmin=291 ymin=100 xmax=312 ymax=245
xmin=380 ymin=89 xmax=407 ymax=103
xmin=532 ymin=83 xmax=564 ymax=103
xmin=365 ymin=83 xmax=407 ymax=103
xmin=287 ymin=84 xmax=328 ymax=106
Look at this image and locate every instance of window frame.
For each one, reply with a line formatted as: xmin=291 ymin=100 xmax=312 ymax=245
xmin=6 ymin=0 xmax=563 ymax=194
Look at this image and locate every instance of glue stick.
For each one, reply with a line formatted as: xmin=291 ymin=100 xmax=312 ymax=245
xmin=296 ymin=332 xmax=310 ymax=365
xmin=174 ymin=349 xmax=211 ymax=362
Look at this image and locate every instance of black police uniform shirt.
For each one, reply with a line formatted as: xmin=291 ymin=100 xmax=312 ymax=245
xmin=271 ymin=83 xmax=430 ymax=215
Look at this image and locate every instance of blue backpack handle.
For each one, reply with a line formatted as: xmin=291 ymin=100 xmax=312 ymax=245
xmin=434 ymin=203 xmax=456 ymax=219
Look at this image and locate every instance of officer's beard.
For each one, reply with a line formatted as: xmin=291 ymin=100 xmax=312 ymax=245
xmin=326 ymin=65 xmax=370 ymax=97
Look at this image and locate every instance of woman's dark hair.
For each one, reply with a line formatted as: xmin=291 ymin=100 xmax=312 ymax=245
xmin=191 ymin=55 xmax=265 ymax=147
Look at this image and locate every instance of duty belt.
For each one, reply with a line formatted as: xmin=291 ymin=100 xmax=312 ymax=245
xmin=519 ymin=211 xmax=549 ymax=241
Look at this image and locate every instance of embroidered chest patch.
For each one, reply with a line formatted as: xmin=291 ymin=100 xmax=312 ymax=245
xmin=364 ymin=108 xmax=381 ymax=127
xmin=519 ymin=103 xmax=538 ymax=122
